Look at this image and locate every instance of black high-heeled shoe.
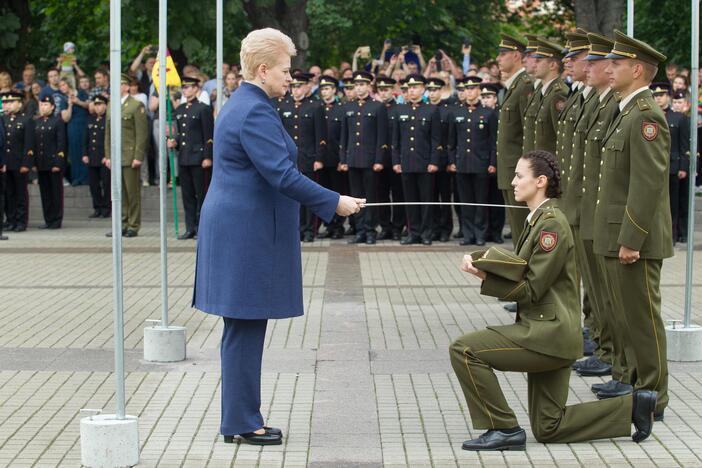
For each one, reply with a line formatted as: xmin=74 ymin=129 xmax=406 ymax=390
xmin=223 ymin=427 xmax=283 ymax=445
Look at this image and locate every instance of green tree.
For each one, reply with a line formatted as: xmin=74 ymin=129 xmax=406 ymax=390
xmin=632 ymin=0 xmax=693 ymax=71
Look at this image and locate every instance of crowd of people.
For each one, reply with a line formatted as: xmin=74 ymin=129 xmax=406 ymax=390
xmin=0 ymin=36 xmax=700 ymax=242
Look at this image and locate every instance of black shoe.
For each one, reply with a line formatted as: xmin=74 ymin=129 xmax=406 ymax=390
xmin=459 ymin=239 xmax=474 ymax=246
xmin=178 ymin=231 xmax=196 ymax=240
xmin=48 ymin=223 xmax=61 ymax=230
xmin=0 ymin=234 xmax=7 ymax=241
xmin=89 ymin=211 xmax=102 ymax=218
xmin=348 ymin=235 xmax=366 ymax=244
xmin=493 ymin=236 xmax=504 ymax=244
xmin=365 ymin=235 xmax=376 ymax=245
xmin=632 ymin=390 xmax=657 ymax=443
xmin=38 ymin=224 xmax=50 ymax=229
xmin=439 ymin=233 xmax=450 ymax=242
xmin=317 ymin=230 xmax=331 ymax=239
xmin=392 ymin=230 xmax=401 ymax=241
xmin=654 ymin=410 xmax=664 ymax=422
xmin=576 ymin=357 xmax=612 ymax=376
xmin=378 ymin=229 xmax=393 ymax=240
xmin=591 ymin=379 xmax=619 ymax=394
xmin=330 ymin=230 xmax=344 ymax=240
xmin=475 ymin=239 xmax=486 ymax=246
xmin=302 ymin=232 xmax=314 ymax=243
xmin=597 ymin=381 xmax=633 ymax=399
xmin=400 ymin=235 xmax=421 ymax=245
xmin=504 ymin=231 xmax=512 ymax=239
xmin=344 ymin=226 xmax=356 ymax=236
xmin=101 ymin=211 xmax=111 ymax=218
xmin=13 ymin=225 xmax=26 ymax=232
xmin=461 ymin=428 xmax=526 ymax=451
xmin=432 ymin=232 xmax=441 ymax=241
xmin=2 ymin=222 xmax=11 ymax=229
xmin=453 ymin=231 xmax=463 ymax=239
xmin=503 ymin=302 xmax=517 ymax=313
xmin=422 ymin=238 xmax=432 ymax=245
xmin=583 ymin=337 xmax=598 ymax=357
xmin=124 ymin=229 xmax=138 ymax=238
xmin=224 ymin=427 xmax=283 ymax=446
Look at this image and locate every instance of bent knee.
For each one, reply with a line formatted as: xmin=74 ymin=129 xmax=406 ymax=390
xmin=531 ymin=417 xmax=561 ymax=443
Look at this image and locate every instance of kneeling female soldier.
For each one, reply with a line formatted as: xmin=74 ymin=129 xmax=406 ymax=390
xmin=450 ymin=150 xmax=656 ymax=451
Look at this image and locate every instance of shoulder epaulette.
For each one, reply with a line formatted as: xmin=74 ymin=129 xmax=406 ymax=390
xmin=637 ymin=98 xmax=651 ymax=111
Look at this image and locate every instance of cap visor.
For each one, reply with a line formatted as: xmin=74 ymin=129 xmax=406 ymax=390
xmin=605 ymin=52 xmax=628 ymax=60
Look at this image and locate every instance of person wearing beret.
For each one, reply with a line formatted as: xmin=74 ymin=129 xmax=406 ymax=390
xmin=651 ymin=83 xmax=691 ymax=244
xmin=82 ymin=95 xmax=111 ymax=218
xmin=594 ymin=30 xmax=672 ymax=420
xmin=193 ymin=28 xmax=363 ymax=446
xmin=451 ymin=150 xmax=658 ymax=451
xmin=34 ymin=95 xmax=66 ymax=229
xmin=340 ymin=70 xmax=388 ymax=245
xmin=104 ymin=73 xmax=149 ymax=237
xmin=495 ymin=34 xmax=533 ymax=250
xmin=1 ymin=90 xmax=34 ymax=232
xmin=167 ymin=76 xmax=214 ymax=240
xmin=276 ymin=72 xmax=327 ymax=242
xmin=392 ymin=74 xmax=441 ymax=245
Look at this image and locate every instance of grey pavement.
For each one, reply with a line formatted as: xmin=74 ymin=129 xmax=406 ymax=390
xmin=1 ymin=216 xmax=702 ymax=467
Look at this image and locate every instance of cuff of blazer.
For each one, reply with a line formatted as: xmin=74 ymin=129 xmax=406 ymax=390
xmin=480 ymin=272 xmax=521 ymax=300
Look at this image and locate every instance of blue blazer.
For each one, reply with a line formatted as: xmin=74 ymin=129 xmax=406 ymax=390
xmin=193 ymin=82 xmax=339 ymax=319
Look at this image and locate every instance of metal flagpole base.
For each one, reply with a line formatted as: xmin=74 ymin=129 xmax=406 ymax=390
xmin=143 ymin=321 xmax=187 ymax=362
xmin=80 ymin=413 xmax=139 ymax=467
xmin=666 ymin=322 xmax=702 ymax=362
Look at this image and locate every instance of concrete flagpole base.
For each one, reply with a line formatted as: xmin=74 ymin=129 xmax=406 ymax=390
xmin=143 ymin=325 xmax=187 ymax=362
xmin=666 ymin=324 xmax=702 ymax=362
xmin=80 ymin=414 xmax=139 ymax=467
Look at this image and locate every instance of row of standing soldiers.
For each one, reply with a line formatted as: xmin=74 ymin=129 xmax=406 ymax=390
xmin=274 ymin=71 xmax=503 ymax=245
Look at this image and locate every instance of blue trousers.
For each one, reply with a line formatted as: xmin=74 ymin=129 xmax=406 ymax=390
xmin=220 ymin=317 xmax=268 ymax=436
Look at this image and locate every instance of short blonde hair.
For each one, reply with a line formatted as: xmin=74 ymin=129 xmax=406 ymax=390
xmin=240 ymin=28 xmax=296 ymax=81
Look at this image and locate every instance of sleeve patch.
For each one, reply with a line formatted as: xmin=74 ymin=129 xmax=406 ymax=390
xmin=539 ymin=231 xmax=558 ymax=252
xmin=641 ymin=121 xmax=658 ymax=141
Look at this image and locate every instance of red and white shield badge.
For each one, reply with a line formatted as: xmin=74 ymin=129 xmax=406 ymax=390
xmin=641 ymin=121 xmax=658 ymax=141
xmin=539 ymin=231 xmax=558 ymax=252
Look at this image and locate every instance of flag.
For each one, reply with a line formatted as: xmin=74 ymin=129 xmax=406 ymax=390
xmin=152 ymin=49 xmax=181 ymax=92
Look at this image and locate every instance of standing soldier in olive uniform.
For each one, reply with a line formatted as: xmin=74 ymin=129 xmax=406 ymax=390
xmin=317 ymin=75 xmax=346 ymax=239
xmin=375 ymin=76 xmax=404 ymax=241
xmin=576 ymin=32 xmax=634 ymax=392
xmin=531 ymin=39 xmax=569 ymax=154
xmin=480 ymin=83 xmax=505 ymax=243
xmin=451 ymin=150 xmax=657 ymax=451
xmin=495 ymin=34 xmax=533 ymax=247
xmin=341 ymin=71 xmax=388 ymax=245
xmin=105 ymin=74 xmax=149 ymax=237
xmin=392 ymin=74 xmax=442 ymax=245
xmin=34 ymin=95 xmax=66 ymax=229
xmin=426 ymin=77 xmax=455 ymax=242
xmin=1 ymin=90 xmax=34 ymax=232
xmin=521 ymin=35 xmax=544 ymax=157
xmin=167 ymin=76 xmax=214 ymax=240
xmin=447 ymin=76 xmax=498 ymax=246
xmin=651 ymin=82 xmax=691 ymax=244
xmin=594 ymin=31 xmax=672 ymax=419
xmin=277 ymin=72 xmax=327 ymax=242
xmin=83 ymin=95 xmax=110 ymax=218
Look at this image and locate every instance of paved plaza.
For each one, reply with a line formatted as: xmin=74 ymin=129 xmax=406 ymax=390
xmin=1 ymin=213 xmax=701 ymax=467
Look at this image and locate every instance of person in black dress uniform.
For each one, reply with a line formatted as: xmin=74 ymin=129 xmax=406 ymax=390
xmin=277 ymin=72 xmax=327 ymax=242
xmin=375 ymin=76 xmax=404 ymax=240
xmin=0 ymin=111 xmax=7 ymax=240
xmin=317 ymin=75 xmax=346 ymax=239
xmin=341 ymin=70 xmax=388 ymax=245
xmin=426 ymin=77 xmax=455 ymax=242
xmin=34 ymin=95 xmax=66 ymax=229
xmin=392 ymin=74 xmax=442 ymax=245
xmin=447 ymin=77 xmax=498 ymax=246
xmin=167 ymin=76 xmax=214 ymax=240
xmin=480 ymin=83 xmax=505 ymax=243
xmin=651 ymin=83 xmax=691 ymax=244
xmin=83 ymin=95 xmax=110 ymax=218
xmin=1 ymin=90 xmax=34 ymax=232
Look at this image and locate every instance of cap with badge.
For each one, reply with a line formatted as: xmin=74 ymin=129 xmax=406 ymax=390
xmin=291 ymin=72 xmax=310 ymax=86
xmin=376 ymin=76 xmax=396 ymax=88
xmin=319 ymin=75 xmax=338 ymax=88
xmin=605 ymin=29 xmax=667 ymax=65
xmin=39 ymin=95 xmax=55 ymax=105
xmin=405 ymin=74 xmax=427 ymax=86
xmin=463 ymin=76 xmax=483 ymax=88
xmin=352 ymin=70 xmax=373 ymax=83
xmin=671 ymin=91 xmax=688 ymax=100
xmin=1 ymin=90 xmax=24 ymax=102
xmin=426 ymin=77 xmax=445 ymax=90
xmin=93 ymin=94 xmax=109 ymax=104
xmin=532 ymin=38 xmax=565 ymax=60
xmin=341 ymin=77 xmax=355 ymax=89
xmin=499 ymin=34 xmax=527 ymax=53
xmin=480 ymin=83 xmax=499 ymax=95
xmin=524 ymin=34 xmax=542 ymax=53
xmin=585 ymin=32 xmax=615 ymax=61
xmin=120 ymin=73 xmax=130 ymax=85
xmin=650 ymin=82 xmax=671 ymax=95
xmin=399 ymin=78 xmax=408 ymax=91
xmin=564 ymin=29 xmax=590 ymax=58
xmin=181 ymin=76 xmax=200 ymax=87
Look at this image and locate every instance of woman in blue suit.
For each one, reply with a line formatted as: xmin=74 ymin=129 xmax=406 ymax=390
xmin=193 ymin=28 xmax=364 ymax=446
